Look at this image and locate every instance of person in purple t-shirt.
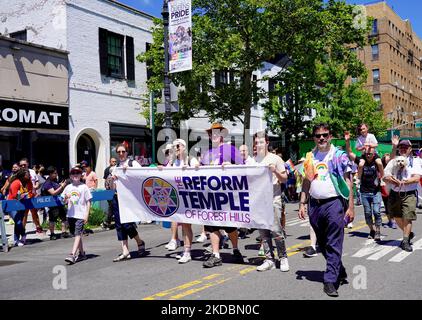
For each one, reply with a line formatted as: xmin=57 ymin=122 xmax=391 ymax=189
xmin=200 ymin=123 xmax=245 ymax=268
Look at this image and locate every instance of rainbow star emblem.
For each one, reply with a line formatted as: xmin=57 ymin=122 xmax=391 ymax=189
xmin=142 ymin=177 xmax=179 ymax=217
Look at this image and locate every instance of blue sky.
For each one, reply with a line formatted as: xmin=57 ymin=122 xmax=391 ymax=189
xmin=119 ymin=0 xmax=422 ymax=39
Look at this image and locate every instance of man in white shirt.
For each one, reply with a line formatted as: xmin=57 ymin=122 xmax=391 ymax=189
xmin=383 ymin=139 xmax=421 ymax=252
xmin=239 ymin=144 xmax=256 ymax=165
xmin=298 ymin=123 xmax=354 ymax=297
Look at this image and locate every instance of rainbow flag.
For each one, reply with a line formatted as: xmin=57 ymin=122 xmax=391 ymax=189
xmin=285 ymin=159 xmax=296 ymax=174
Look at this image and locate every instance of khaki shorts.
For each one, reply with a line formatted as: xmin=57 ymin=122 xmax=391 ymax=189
xmin=388 ymin=190 xmax=417 ymax=221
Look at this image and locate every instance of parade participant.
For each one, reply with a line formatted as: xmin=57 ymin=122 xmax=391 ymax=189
xmin=380 ymin=154 xmax=396 ymax=228
xmin=345 ymin=132 xmax=384 ymax=240
xmin=42 ymin=166 xmax=69 ymax=240
xmin=62 ymin=167 xmax=92 ymax=264
xmin=84 ymin=165 xmax=98 ymax=190
xmin=7 ymin=168 xmax=33 ymax=246
xmin=160 ymin=139 xmax=199 ymax=263
xmin=19 ymin=158 xmax=43 ymax=234
xmin=201 ymin=122 xmax=244 ymax=268
xmin=299 ymin=123 xmax=354 ymax=297
xmin=383 ymin=139 xmax=421 ymax=252
xmin=239 ymin=144 xmax=256 ymax=165
xmin=253 ymin=131 xmax=289 ymax=272
xmin=111 ymin=143 xmax=146 ymax=262
xmin=102 ymin=158 xmax=117 ymax=229
xmin=238 ymin=144 xmax=256 ymax=239
xmin=162 ymin=143 xmax=174 ymax=166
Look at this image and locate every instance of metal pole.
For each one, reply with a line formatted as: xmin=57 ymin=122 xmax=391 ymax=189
xmin=0 ymin=202 xmax=9 ymax=253
xmin=162 ymin=0 xmax=172 ymax=129
xmin=150 ymin=91 xmax=156 ymax=164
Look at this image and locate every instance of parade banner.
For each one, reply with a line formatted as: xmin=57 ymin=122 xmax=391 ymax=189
xmin=169 ymin=0 xmax=192 ymax=73
xmin=115 ymin=166 xmax=274 ymax=229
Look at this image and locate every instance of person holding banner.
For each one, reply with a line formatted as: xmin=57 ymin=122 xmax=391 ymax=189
xmin=201 ymin=123 xmax=244 ymax=268
xmin=253 ymin=131 xmax=290 ymax=272
xmin=111 ymin=143 xmax=146 ymax=262
xmin=160 ymin=138 xmax=199 ymax=263
xmin=299 ymin=123 xmax=354 ymax=297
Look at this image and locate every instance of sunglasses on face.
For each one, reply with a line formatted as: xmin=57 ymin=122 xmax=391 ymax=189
xmin=314 ymin=133 xmax=329 ymax=139
xmin=117 ymin=150 xmax=126 ymax=154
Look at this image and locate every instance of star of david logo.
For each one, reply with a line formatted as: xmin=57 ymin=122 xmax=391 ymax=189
xmin=142 ymin=177 xmax=179 ymax=217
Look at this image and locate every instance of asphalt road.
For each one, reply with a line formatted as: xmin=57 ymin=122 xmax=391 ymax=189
xmin=1 ymin=203 xmax=422 ymax=300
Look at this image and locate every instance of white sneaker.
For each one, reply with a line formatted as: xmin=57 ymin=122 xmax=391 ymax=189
xmin=178 ymin=254 xmax=192 ymax=264
xmin=17 ymin=241 xmax=24 ymax=247
xmin=166 ymin=239 xmax=180 ymax=251
xmin=257 ymin=259 xmax=275 ymax=271
xmin=196 ymin=234 xmax=207 ymax=243
xmin=347 ymin=222 xmax=354 ymax=229
xmin=279 ymin=257 xmax=290 ymax=272
xmin=175 ymin=253 xmax=183 ymax=259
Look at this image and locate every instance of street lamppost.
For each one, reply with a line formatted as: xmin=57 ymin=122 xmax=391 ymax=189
xmin=162 ymin=0 xmax=172 ymax=129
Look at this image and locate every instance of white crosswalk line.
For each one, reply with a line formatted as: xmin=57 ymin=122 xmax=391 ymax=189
xmin=389 ymin=238 xmax=422 ymax=262
xmin=352 ymin=238 xmax=401 ymax=260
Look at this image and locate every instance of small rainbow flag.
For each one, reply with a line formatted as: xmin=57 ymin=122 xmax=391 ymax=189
xmin=285 ymin=159 xmax=296 ymax=173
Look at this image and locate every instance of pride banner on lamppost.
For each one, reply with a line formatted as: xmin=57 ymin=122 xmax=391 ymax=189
xmin=115 ymin=166 xmax=274 ymax=229
xmin=168 ymin=0 xmax=192 ymax=73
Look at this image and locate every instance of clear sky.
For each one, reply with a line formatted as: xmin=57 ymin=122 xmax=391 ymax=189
xmin=119 ymin=0 xmax=422 ymax=39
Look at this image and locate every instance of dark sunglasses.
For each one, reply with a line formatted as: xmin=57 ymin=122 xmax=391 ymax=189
xmin=117 ymin=150 xmax=126 ymax=154
xmin=314 ymin=133 xmax=329 ymax=139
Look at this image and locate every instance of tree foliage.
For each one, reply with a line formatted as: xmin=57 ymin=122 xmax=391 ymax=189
xmin=137 ymin=0 xmax=390 ymax=145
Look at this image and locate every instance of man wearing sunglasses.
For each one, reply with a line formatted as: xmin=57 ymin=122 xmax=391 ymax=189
xmin=298 ymin=123 xmax=354 ymax=297
xmin=383 ymin=139 xmax=421 ymax=252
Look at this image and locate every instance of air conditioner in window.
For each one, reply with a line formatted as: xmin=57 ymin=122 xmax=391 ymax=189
xmin=394 ymin=81 xmax=399 ymax=86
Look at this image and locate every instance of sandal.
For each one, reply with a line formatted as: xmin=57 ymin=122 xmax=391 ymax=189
xmin=113 ymin=253 xmax=131 ymax=262
xmin=138 ymin=241 xmax=146 ymax=257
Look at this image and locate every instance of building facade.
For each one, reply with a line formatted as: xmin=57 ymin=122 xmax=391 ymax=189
xmin=0 ymin=35 xmax=69 ymax=174
xmin=1 ymin=0 xmax=155 ymax=181
xmin=355 ymin=1 xmax=422 ymax=140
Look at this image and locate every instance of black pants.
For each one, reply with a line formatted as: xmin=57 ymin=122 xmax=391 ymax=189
xmin=112 ymin=195 xmax=138 ymax=241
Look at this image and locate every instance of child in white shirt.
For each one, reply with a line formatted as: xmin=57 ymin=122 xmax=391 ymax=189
xmin=62 ymin=166 xmax=93 ymax=264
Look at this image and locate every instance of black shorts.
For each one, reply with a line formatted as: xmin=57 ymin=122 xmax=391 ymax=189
xmin=204 ymin=225 xmax=237 ymax=234
xmin=68 ymin=217 xmax=85 ymax=236
xmin=48 ymin=206 xmax=67 ymax=223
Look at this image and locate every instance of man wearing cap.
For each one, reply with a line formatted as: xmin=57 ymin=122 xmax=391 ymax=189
xmin=383 ymin=139 xmax=421 ymax=252
xmin=200 ymin=123 xmax=244 ymax=268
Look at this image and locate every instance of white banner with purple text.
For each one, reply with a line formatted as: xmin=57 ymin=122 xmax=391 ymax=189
xmin=115 ymin=166 xmax=274 ymax=229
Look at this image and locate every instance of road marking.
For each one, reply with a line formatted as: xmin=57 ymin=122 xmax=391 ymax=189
xmin=389 ymin=238 xmax=422 ymax=262
xmin=142 ymin=219 xmax=377 ymax=300
xmin=142 ymin=274 xmax=223 ymax=300
xmin=169 ymin=277 xmax=232 ymax=300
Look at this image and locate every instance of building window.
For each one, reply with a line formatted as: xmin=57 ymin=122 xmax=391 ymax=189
xmin=372 ymin=19 xmax=378 ymax=35
xmin=373 ymin=69 xmax=380 ymax=84
xmin=215 ymin=71 xmax=228 ymax=87
xmin=351 ymin=77 xmax=358 ymax=83
xmin=371 ymin=44 xmax=379 ymax=60
xmin=9 ymin=30 xmax=27 ymax=41
xmin=374 ymin=94 xmax=381 ymax=102
xmin=107 ymin=32 xmax=124 ymax=77
xmin=99 ymin=28 xmax=135 ymax=80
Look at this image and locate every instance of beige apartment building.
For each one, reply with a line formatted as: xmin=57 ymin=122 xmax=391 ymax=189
xmin=353 ymin=1 xmax=422 ymax=141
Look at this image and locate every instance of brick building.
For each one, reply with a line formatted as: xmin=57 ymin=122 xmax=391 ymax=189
xmin=353 ymin=1 xmax=422 ymax=142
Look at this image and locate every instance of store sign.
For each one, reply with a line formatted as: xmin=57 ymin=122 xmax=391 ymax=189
xmin=0 ymin=100 xmax=68 ymax=130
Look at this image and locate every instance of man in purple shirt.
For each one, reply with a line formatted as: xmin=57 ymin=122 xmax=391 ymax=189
xmin=200 ymin=123 xmax=244 ymax=268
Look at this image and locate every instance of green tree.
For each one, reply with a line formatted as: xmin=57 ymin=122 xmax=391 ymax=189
xmin=262 ymin=0 xmax=388 ymax=157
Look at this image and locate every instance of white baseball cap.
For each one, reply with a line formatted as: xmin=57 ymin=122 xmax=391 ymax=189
xmin=173 ymin=139 xmax=186 ymax=148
